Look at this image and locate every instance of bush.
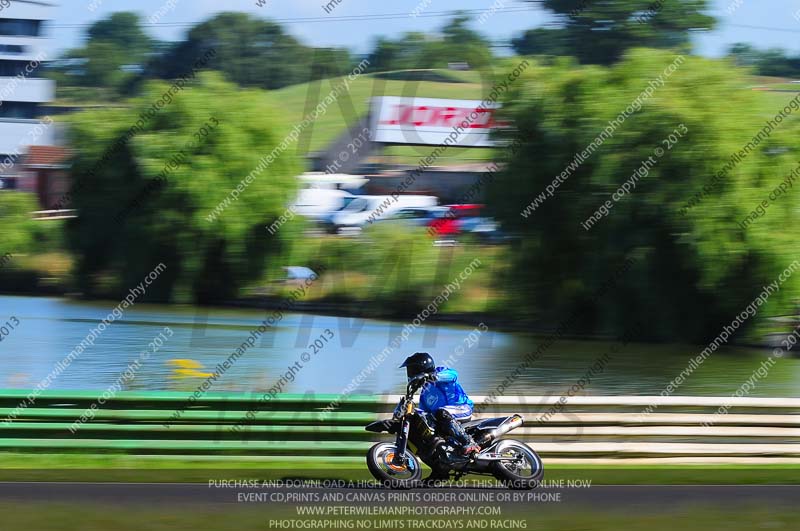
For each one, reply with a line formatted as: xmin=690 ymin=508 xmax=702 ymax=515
xmin=0 ymin=192 xmax=38 ymax=258
xmin=283 ymin=225 xmax=493 ymax=316
xmin=65 ymin=72 xmax=300 ymax=303
xmin=489 ymin=50 xmax=800 ymax=341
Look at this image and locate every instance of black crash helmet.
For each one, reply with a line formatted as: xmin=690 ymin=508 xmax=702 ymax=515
xmin=400 ymin=352 xmax=435 ymax=380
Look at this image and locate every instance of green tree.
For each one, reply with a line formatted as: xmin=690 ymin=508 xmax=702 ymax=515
xmin=149 ymin=12 xmax=351 ymax=90
xmin=0 ymin=192 xmax=38 ymax=256
xmin=65 ymin=73 xmax=300 ymax=303
xmin=50 ymin=12 xmax=152 ymax=94
xmin=367 ymin=15 xmax=494 ymax=72
xmin=80 ymin=40 xmax=130 ymax=88
xmin=86 ymin=11 xmax=152 ymax=60
xmin=727 ymin=43 xmax=760 ymax=69
xmin=367 ymin=37 xmax=403 ymax=72
xmin=529 ymin=1 xmax=715 ymax=64
xmin=753 ymin=49 xmax=800 ymax=77
xmin=726 ymin=44 xmax=800 ymax=79
xmin=488 ymin=51 xmax=800 ymax=341
xmin=439 ymin=14 xmax=493 ymax=68
xmin=368 ymin=33 xmax=435 ymax=71
xmin=511 ymin=28 xmax=570 ymax=57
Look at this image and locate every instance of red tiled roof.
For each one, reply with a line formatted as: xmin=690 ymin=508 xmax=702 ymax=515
xmin=25 ymin=145 xmax=70 ymax=167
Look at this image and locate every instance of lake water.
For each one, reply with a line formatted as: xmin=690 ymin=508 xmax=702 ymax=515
xmin=1 ymin=295 xmax=798 ymax=397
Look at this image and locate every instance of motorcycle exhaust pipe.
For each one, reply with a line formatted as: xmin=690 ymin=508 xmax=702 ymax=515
xmin=476 ymin=415 xmax=523 ymax=445
xmin=492 ymin=414 xmax=523 ymax=438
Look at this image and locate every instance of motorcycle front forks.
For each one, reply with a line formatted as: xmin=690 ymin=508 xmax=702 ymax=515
xmin=392 ymin=419 xmax=411 ymax=466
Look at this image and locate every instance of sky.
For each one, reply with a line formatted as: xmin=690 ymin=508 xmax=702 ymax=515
xmin=44 ymin=0 xmax=800 ymax=58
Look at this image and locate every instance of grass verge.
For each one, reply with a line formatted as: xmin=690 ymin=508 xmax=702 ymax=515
xmin=1 ymin=453 xmax=799 ymax=484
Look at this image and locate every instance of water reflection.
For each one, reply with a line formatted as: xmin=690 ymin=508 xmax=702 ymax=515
xmin=0 ymin=295 xmax=797 ymax=397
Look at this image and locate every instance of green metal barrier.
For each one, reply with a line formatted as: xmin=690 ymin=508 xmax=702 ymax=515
xmin=1 ymin=391 xmax=799 ymax=460
xmin=0 ymin=390 xmax=385 ymax=456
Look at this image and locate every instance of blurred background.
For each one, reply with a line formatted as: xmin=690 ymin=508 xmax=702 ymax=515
xmin=1 ymin=1 xmax=800 ymax=529
xmin=1 ymin=0 xmax=799 ymax=396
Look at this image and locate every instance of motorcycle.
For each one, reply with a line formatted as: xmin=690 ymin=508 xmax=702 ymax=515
xmin=365 ymin=374 xmax=543 ymax=489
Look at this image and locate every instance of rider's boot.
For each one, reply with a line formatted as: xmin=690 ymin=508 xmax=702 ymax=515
xmin=461 ymin=442 xmax=481 ymax=456
xmin=434 ymin=409 xmax=481 ymax=457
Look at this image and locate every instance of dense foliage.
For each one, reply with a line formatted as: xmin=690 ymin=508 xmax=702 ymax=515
xmin=285 ymin=224 xmax=492 ymax=316
xmin=488 ymin=50 xmax=800 ymax=341
xmin=49 ymin=12 xmax=354 ymax=97
xmin=65 ymin=73 xmax=300 ymax=303
xmin=48 ymin=12 xmax=153 ymax=92
xmin=727 ymin=43 xmax=800 ymax=79
xmin=511 ymin=28 xmax=570 ymax=58
xmin=148 ymin=12 xmax=352 ymax=90
xmin=367 ymin=15 xmax=493 ymax=72
xmin=0 ymin=192 xmax=39 ymax=256
xmin=530 ymin=0 xmax=715 ymax=64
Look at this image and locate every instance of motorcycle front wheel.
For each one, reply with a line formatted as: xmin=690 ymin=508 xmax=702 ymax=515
xmin=366 ymin=442 xmax=422 ymax=489
xmin=491 ymin=439 xmax=544 ymax=490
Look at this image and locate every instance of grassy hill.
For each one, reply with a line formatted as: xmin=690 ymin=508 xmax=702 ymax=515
xmin=58 ymin=63 xmax=800 ymax=168
xmin=269 ymin=68 xmax=501 ymax=166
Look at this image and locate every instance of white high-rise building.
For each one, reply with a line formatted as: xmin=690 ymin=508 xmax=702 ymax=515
xmin=0 ymin=0 xmax=55 ymax=189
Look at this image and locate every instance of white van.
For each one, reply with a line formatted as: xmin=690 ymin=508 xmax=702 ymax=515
xmin=329 ymin=195 xmax=438 ymax=230
xmin=292 ymin=188 xmax=356 ymax=221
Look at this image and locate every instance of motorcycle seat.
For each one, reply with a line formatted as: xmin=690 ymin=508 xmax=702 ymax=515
xmin=459 ymin=418 xmax=484 ymax=429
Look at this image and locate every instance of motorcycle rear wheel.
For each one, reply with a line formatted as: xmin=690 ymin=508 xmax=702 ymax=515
xmin=491 ymin=439 xmax=543 ymax=490
xmin=366 ymin=442 xmax=422 ymax=489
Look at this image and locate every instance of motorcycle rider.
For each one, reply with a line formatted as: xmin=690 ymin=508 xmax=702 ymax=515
xmin=400 ymin=352 xmax=480 ymax=456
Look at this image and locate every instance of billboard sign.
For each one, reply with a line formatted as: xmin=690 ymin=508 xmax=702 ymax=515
xmin=369 ymin=96 xmax=503 ymax=147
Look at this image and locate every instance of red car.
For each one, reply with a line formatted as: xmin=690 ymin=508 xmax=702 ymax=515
xmin=427 ymin=204 xmax=484 ymax=236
